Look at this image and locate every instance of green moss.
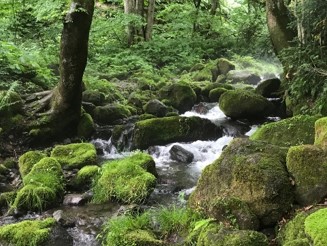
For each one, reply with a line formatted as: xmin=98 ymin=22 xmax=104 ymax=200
xmin=13 ymin=157 xmax=64 ymax=211
xmin=124 ymin=230 xmax=164 ymax=246
xmin=0 ymin=218 xmax=55 ymax=246
xmin=93 ymin=103 xmax=131 ymax=125
xmin=73 ymin=165 xmax=100 ymax=188
xmin=250 ymin=115 xmax=320 ymax=147
xmin=219 ymin=89 xmax=274 ymax=119
xmin=304 ymin=208 xmax=327 ymax=246
xmin=208 ymin=88 xmax=228 ymax=102
xmin=286 ymin=145 xmax=327 ymax=205
xmin=77 ymin=113 xmax=95 ymax=138
xmin=0 ymin=90 xmax=23 ymax=115
xmin=195 ymin=222 xmax=268 ymax=246
xmin=201 ymin=82 xmax=234 ymax=98
xmin=92 ymin=153 xmax=157 ymax=204
xmin=51 ymin=143 xmax=97 ymax=170
xmin=138 ymin=113 xmax=156 ymax=121
xmin=314 ymin=117 xmax=327 ymax=148
xmin=188 ymin=138 xmax=293 ymax=227
xmin=132 ymin=116 xmax=221 ymax=150
xmin=0 ymin=191 xmax=16 ymax=209
xmin=18 ymin=150 xmax=47 ymax=177
xmin=277 ymin=211 xmax=308 ymax=245
xmin=159 ymin=83 xmax=197 ymax=113
xmin=192 ymin=61 xmax=215 ymax=81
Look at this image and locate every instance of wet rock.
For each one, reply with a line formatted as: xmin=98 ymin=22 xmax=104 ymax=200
xmin=287 ymin=145 xmax=327 ymax=205
xmin=143 ymin=99 xmax=168 ymax=117
xmin=46 ymin=223 xmax=74 ymax=246
xmin=211 ymin=58 xmax=236 ymax=81
xmin=159 ymin=83 xmax=197 ymax=113
xmin=63 ymin=193 xmax=92 ymax=206
xmin=226 ymin=70 xmax=261 ymax=85
xmin=192 ymin=102 xmax=210 ymax=114
xmin=188 ymin=138 xmax=293 ymax=228
xmin=219 ymin=89 xmax=275 ymax=120
xmin=255 ymin=78 xmax=281 ymax=98
xmin=250 ymin=115 xmax=320 ymax=147
xmin=169 ymin=145 xmax=194 ymax=163
xmin=132 ymin=116 xmax=223 ymax=150
xmin=53 ymin=210 xmax=75 ymax=227
xmin=93 ymin=103 xmax=131 ymax=125
xmin=82 ymin=90 xmax=105 ymax=106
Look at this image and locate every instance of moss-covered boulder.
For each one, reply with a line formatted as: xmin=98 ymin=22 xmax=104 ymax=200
xmin=278 ymin=208 xmax=327 ymax=246
xmin=0 ymin=218 xmax=56 ymax=246
xmin=286 ymin=145 xmax=327 ymax=205
xmin=0 ymin=90 xmax=23 ymax=115
xmin=209 ymin=88 xmax=228 ymax=102
xmin=72 ymin=165 xmax=100 ymax=190
xmin=314 ymin=117 xmax=327 ymax=148
xmin=188 ymin=138 xmax=293 ymax=228
xmin=77 ymin=113 xmax=95 ymax=138
xmin=250 ymin=115 xmax=319 ymax=147
xmin=201 ymin=82 xmax=234 ymax=99
xmin=131 ymin=116 xmax=223 ymax=150
xmin=82 ymin=90 xmax=105 ymax=106
xmin=92 ymin=152 xmax=157 ymax=204
xmin=226 ymin=70 xmax=261 ymax=85
xmin=18 ymin=150 xmax=47 ymax=177
xmin=13 ymin=157 xmax=64 ymax=211
xmin=189 ymin=221 xmax=268 ymax=246
xmin=51 ymin=143 xmax=97 ymax=170
xmin=159 ymin=83 xmax=197 ymax=113
xmin=123 ymin=230 xmax=165 ymax=246
xmin=255 ymin=78 xmax=281 ymax=98
xmin=216 ymin=58 xmax=236 ymax=75
xmin=93 ymin=103 xmax=131 ymax=125
xmin=219 ymin=89 xmax=274 ymax=119
xmin=143 ymin=99 xmax=168 ymax=117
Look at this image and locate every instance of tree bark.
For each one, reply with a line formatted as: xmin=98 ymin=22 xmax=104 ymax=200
xmin=210 ymin=0 xmax=219 ymax=15
xmin=124 ymin=0 xmax=145 ymax=45
xmin=145 ymin=0 xmax=155 ymax=41
xmin=51 ymin=0 xmax=94 ymax=133
xmin=266 ymin=0 xmax=296 ymax=55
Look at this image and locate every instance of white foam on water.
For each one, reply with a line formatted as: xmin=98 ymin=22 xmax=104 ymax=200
xmin=181 ymin=104 xmax=226 ymax=122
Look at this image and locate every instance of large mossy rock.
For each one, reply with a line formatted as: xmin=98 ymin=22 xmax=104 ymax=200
xmin=255 ymin=78 xmax=281 ymax=98
xmin=0 ymin=90 xmax=23 ymax=115
xmin=131 ymin=116 xmax=223 ymax=150
xmin=93 ymin=103 xmax=131 ymax=125
xmin=189 ymin=221 xmax=268 ymax=246
xmin=159 ymin=83 xmax=197 ymax=113
xmin=219 ymin=89 xmax=274 ymax=119
xmin=250 ymin=115 xmax=320 ymax=147
xmin=0 ymin=218 xmax=56 ymax=246
xmin=143 ymin=99 xmax=168 ymax=117
xmin=51 ymin=143 xmax=97 ymax=170
xmin=314 ymin=117 xmax=327 ymax=148
xmin=13 ymin=157 xmax=64 ymax=211
xmin=188 ymin=138 xmax=293 ymax=228
xmin=201 ymin=82 xmax=234 ymax=99
xmin=286 ymin=145 xmax=327 ymax=205
xmin=72 ymin=165 xmax=100 ymax=191
xmin=77 ymin=113 xmax=95 ymax=138
xmin=278 ymin=208 xmax=327 ymax=246
xmin=18 ymin=150 xmax=47 ymax=177
xmin=82 ymin=90 xmax=105 ymax=106
xmin=92 ymin=152 xmax=157 ymax=204
xmin=226 ymin=70 xmax=261 ymax=85
xmin=209 ymin=88 xmax=228 ymax=102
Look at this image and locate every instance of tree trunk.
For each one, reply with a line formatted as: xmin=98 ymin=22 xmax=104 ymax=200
xmin=51 ymin=0 xmax=94 ymax=133
xmin=124 ymin=0 xmax=145 ymax=45
xmin=145 ymin=0 xmax=155 ymax=41
xmin=210 ymin=0 xmax=219 ymax=15
xmin=266 ymin=0 xmax=296 ymax=55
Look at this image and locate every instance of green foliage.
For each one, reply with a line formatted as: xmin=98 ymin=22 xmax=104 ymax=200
xmin=0 ymin=218 xmax=55 ymax=246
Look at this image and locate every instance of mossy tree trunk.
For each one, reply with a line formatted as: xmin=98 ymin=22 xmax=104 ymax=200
xmin=145 ymin=0 xmax=155 ymax=41
xmin=266 ymin=0 xmax=296 ymax=55
xmin=51 ymin=0 xmax=94 ymax=134
xmin=124 ymin=0 xmax=144 ymax=46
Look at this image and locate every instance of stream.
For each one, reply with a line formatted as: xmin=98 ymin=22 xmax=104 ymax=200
xmin=0 ymin=103 xmax=265 ymax=245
